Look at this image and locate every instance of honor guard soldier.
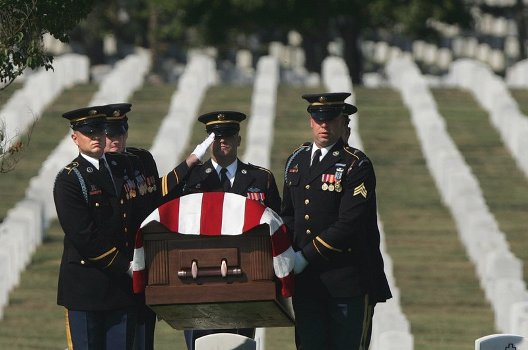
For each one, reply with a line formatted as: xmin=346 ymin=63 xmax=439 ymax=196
xmin=281 ymin=93 xmax=392 ymax=350
xmin=54 ymin=106 xmax=143 ymax=350
xmin=181 ymin=110 xmax=281 ymax=350
xmin=102 ymin=103 xmax=214 ymax=350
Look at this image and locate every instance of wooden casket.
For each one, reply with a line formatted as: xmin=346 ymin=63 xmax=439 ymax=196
xmin=142 ymin=220 xmax=295 ymax=330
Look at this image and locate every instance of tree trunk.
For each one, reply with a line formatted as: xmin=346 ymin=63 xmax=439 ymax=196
xmin=337 ymin=17 xmax=363 ymax=85
xmin=515 ymin=0 xmax=527 ymax=60
xmin=301 ymin=31 xmax=329 ymax=74
xmin=147 ymin=3 xmax=159 ymax=73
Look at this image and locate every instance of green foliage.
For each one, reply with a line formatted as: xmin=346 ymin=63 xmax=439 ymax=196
xmin=0 ymin=0 xmax=95 ymax=86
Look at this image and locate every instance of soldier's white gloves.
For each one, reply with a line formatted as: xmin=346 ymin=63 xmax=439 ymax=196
xmin=127 ymin=262 xmax=133 ymax=278
xmin=191 ymin=132 xmax=215 ymax=161
xmin=294 ymin=251 xmax=309 ymax=274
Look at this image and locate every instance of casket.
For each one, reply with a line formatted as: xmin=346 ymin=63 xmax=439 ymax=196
xmin=142 ymin=220 xmax=295 ymax=330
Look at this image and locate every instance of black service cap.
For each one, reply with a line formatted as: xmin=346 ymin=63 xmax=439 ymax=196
xmin=302 ymin=92 xmax=357 ymax=122
xmin=103 ymin=103 xmax=131 ymax=136
xmin=62 ymin=106 xmax=106 ymax=135
xmin=198 ymin=111 xmax=246 ymax=137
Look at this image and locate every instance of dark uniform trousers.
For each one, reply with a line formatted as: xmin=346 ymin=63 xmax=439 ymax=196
xmin=54 ymin=153 xmax=145 ymax=350
xmin=179 ymin=158 xmax=281 ymax=350
xmin=281 ymin=139 xmax=392 ymax=350
xmin=124 ymin=147 xmax=193 ymax=350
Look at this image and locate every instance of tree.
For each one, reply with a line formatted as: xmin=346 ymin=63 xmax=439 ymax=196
xmin=0 ymin=0 xmax=96 ymax=87
xmin=0 ymin=0 xmax=96 ymax=172
xmin=156 ymin=0 xmax=473 ymax=84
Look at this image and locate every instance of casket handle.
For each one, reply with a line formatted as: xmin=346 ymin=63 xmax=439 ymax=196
xmin=178 ymin=259 xmax=242 ymax=279
xmin=191 ymin=260 xmax=198 ymax=279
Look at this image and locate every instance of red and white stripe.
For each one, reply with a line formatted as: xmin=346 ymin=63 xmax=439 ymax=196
xmin=132 ymin=192 xmax=295 ymax=297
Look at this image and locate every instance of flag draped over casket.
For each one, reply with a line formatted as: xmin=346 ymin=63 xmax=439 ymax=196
xmin=132 ymin=192 xmax=295 ymax=297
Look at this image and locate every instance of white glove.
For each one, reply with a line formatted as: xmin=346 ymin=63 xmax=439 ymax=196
xmin=294 ymin=251 xmax=309 ymax=274
xmin=127 ymin=262 xmax=133 ymax=278
xmin=191 ymin=132 xmax=215 ymax=161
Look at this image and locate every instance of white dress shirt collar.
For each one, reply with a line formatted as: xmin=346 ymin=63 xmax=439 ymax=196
xmin=211 ymin=159 xmax=238 ymax=182
xmin=311 ymin=143 xmax=336 ymax=163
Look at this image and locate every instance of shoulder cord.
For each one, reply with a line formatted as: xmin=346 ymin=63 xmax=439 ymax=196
xmin=72 ymin=167 xmax=89 ymax=204
xmin=284 ymin=146 xmax=308 ymax=183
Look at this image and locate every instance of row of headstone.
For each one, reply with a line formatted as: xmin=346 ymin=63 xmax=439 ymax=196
xmin=268 ymin=41 xmax=319 ymax=87
xmin=0 ymin=199 xmax=43 ymax=320
xmin=242 ymin=56 xmax=279 ymax=169
xmin=447 ymin=59 xmax=528 ymax=180
xmin=242 ymin=55 xmax=282 ymax=350
xmin=0 ymin=54 xmax=89 ymax=152
xmin=322 ymin=56 xmax=414 ymax=350
xmin=386 ymin=56 xmax=528 ymax=334
xmin=150 ymin=52 xmax=217 ymax=175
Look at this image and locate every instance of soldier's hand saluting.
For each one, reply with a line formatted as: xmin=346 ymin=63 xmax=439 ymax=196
xmin=186 ymin=132 xmax=215 ymax=166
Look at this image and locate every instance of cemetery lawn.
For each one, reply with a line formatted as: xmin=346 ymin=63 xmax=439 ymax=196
xmin=357 ymin=87 xmax=495 ymax=350
xmin=433 ymin=88 xmax=528 ymax=283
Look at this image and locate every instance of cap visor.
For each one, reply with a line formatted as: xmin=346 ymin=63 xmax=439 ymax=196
xmin=309 ymin=109 xmax=342 ymax=122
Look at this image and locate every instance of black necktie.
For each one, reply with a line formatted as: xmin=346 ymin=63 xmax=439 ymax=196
xmin=220 ymin=168 xmax=230 ymax=191
xmin=311 ymin=148 xmax=322 ymax=168
xmin=99 ymin=158 xmax=115 ymax=194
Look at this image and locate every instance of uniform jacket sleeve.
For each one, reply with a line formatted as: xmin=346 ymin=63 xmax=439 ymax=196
xmin=265 ymin=170 xmax=282 ymax=214
xmin=280 ymin=154 xmax=296 ymax=236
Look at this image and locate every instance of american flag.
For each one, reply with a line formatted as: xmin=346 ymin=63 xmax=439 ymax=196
xmin=132 ymin=192 xmax=295 ymax=297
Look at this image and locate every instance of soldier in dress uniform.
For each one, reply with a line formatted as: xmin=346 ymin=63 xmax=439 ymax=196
xmin=54 ymin=106 xmax=143 ymax=350
xmin=102 ymin=103 xmax=214 ymax=350
xmin=181 ymin=110 xmax=281 ymax=350
xmin=281 ymin=93 xmax=392 ymax=350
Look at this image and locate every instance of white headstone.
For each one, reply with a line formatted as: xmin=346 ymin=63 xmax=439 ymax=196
xmin=195 ymin=333 xmax=257 ymax=350
xmin=475 ymin=334 xmax=528 ymax=350
xmin=378 ymin=331 xmax=414 ymax=350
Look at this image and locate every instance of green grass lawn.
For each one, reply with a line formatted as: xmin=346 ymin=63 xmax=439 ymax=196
xmin=357 ymin=87 xmax=494 ymax=349
xmin=2 ymin=81 xmax=523 ymax=349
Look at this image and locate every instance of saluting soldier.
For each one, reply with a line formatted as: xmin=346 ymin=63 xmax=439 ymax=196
xmin=102 ymin=103 xmax=214 ymax=350
xmin=281 ymin=93 xmax=392 ymax=350
xmin=181 ymin=110 xmax=281 ymax=350
xmin=54 ymin=106 xmax=143 ymax=350
xmin=179 ymin=110 xmax=281 ymax=213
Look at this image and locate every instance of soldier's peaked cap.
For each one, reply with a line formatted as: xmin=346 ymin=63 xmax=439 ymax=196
xmin=198 ymin=111 xmax=246 ymax=137
xmin=102 ymin=103 xmax=131 ymax=136
xmin=302 ymin=92 xmax=358 ymax=122
xmin=62 ymin=105 xmax=106 ymax=134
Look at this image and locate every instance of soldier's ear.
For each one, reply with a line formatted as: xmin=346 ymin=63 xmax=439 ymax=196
xmin=71 ymin=132 xmax=79 ymax=145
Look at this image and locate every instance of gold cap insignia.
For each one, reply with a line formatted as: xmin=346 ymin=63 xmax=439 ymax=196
xmin=318 ymin=96 xmax=327 ymax=103
xmin=218 ymin=113 xmax=225 ymax=121
xmin=113 ymin=110 xmax=120 ymax=117
xmin=88 ymin=109 xmax=98 ymax=115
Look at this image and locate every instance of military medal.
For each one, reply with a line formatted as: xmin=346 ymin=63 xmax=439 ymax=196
xmin=335 ymin=165 xmax=345 ymax=194
xmin=321 ymin=174 xmax=335 ymax=191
